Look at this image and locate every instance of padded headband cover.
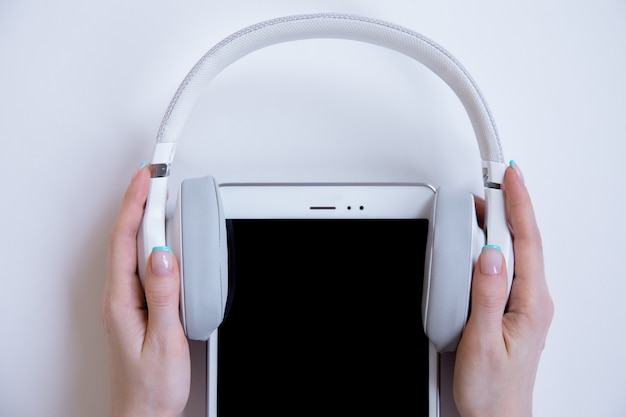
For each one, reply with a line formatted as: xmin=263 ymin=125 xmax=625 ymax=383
xmin=155 ymin=13 xmax=504 ymax=164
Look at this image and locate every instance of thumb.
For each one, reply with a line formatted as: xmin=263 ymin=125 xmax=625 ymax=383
xmin=144 ymin=246 xmax=183 ymax=339
xmin=466 ymin=245 xmax=509 ymax=340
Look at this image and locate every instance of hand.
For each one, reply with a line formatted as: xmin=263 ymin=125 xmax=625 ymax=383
xmin=454 ymin=163 xmax=554 ymax=417
xmin=102 ymin=166 xmax=190 ymax=417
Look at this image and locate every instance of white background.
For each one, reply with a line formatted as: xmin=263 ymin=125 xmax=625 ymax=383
xmin=1 ymin=1 xmax=625 ymax=416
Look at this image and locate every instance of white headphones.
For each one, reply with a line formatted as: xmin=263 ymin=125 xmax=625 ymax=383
xmin=137 ymin=13 xmax=514 ymax=353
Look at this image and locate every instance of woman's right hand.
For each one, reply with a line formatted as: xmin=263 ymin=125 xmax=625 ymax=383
xmin=454 ymin=163 xmax=554 ymax=417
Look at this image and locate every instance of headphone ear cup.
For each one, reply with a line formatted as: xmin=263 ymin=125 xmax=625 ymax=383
xmin=422 ymin=187 xmax=484 ymax=352
xmin=168 ymin=175 xmax=228 ymax=341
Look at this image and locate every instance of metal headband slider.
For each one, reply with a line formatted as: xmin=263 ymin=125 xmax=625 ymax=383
xmin=483 ymin=167 xmax=502 ymax=189
xmin=149 ymin=163 xmax=170 ymax=178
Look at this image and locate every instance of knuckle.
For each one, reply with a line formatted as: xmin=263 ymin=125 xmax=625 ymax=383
xmin=526 ymin=291 xmax=554 ymax=330
xmin=145 ymin=287 xmax=176 ymax=309
xmin=101 ymin=293 xmax=128 ymax=329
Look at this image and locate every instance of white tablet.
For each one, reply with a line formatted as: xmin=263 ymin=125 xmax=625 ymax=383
xmin=194 ymin=182 xmax=439 ymax=417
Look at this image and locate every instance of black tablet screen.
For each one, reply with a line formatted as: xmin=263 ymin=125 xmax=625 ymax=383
xmin=218 ymin=219 xmax=430 ymax=415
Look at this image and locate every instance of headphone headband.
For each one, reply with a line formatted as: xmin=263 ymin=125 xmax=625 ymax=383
xmin=154 ymin=13 xmax=503 ymax=163
xmin=140 ymin=14 xmax=514 ymax=305
xmin=138 ymin=13 xmax=516 ymax=346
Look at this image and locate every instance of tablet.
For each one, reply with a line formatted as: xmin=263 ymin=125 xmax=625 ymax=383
xmin=202 ymin=182 xmax=439 ymax=417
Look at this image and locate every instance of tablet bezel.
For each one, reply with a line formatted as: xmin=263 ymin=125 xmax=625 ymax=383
xmin=218 ymin=182 xmax=436 ymax=219
xmin=199 ymin=182 xmax=439 ymax=417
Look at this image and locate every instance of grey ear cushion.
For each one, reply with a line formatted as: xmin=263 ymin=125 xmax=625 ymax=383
xmin=178 ymin=176 xmax=228 ymax=341
xmin=422 ymin=187 xmax=484 ymax=352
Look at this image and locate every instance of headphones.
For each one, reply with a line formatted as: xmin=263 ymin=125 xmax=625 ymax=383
xmin=137 ymin=13 xmax=514 ymax=353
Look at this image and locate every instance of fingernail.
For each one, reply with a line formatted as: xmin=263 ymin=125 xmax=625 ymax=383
xmin=151 ymin=246 xmax=173 ymax=275
xmin=132 ymin=161 xmax=147 ymax=180
xmin=480 ymin=245 xmax=503 ymax=275
xmin=509 ymin=160 xmax=525 ymax=185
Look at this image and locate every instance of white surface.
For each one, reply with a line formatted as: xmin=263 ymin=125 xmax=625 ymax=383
xmin=1 ymin=1 xmax=625 ymax=416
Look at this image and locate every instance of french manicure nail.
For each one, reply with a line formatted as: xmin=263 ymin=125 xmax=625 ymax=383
xmin=509 ymin=160 xmax=525 ymax=185
xmin=481 ymin=245 xmax=503 ymax=275
xmin=151 ymin=246 xmax=173 ymax=275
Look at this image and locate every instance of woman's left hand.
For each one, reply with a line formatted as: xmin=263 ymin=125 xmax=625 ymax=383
xmin=102 ymin=166 xmax=190 ymax=417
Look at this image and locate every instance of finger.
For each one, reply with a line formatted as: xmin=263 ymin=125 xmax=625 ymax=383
xmin=144 ymin=246 xmax=184 ymax=345
xmin=503 ymin=162 xmax=554 ymax=327
xmin=504 ymin=162 xmax=544 ymax=282
xmin=473 ymin=194 xmax=485 ymax=229
xmin=465 ymin=246 xmax=509 ymax=342
xmin=107 ymin=166 xmax=151 ymax=305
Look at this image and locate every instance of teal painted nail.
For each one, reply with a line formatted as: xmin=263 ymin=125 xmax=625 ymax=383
xmin=151 ymin=246 xmax=173 ymax=275
xmin=509 ymin=160 xmax=525 ymax=185
xmin=152 ymin=246 xmax=172 ymax=254
xmin=481 ymin=245 xmax=503 ymax=275
xmin=139 ymin=161 xmax=147 ymax=169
